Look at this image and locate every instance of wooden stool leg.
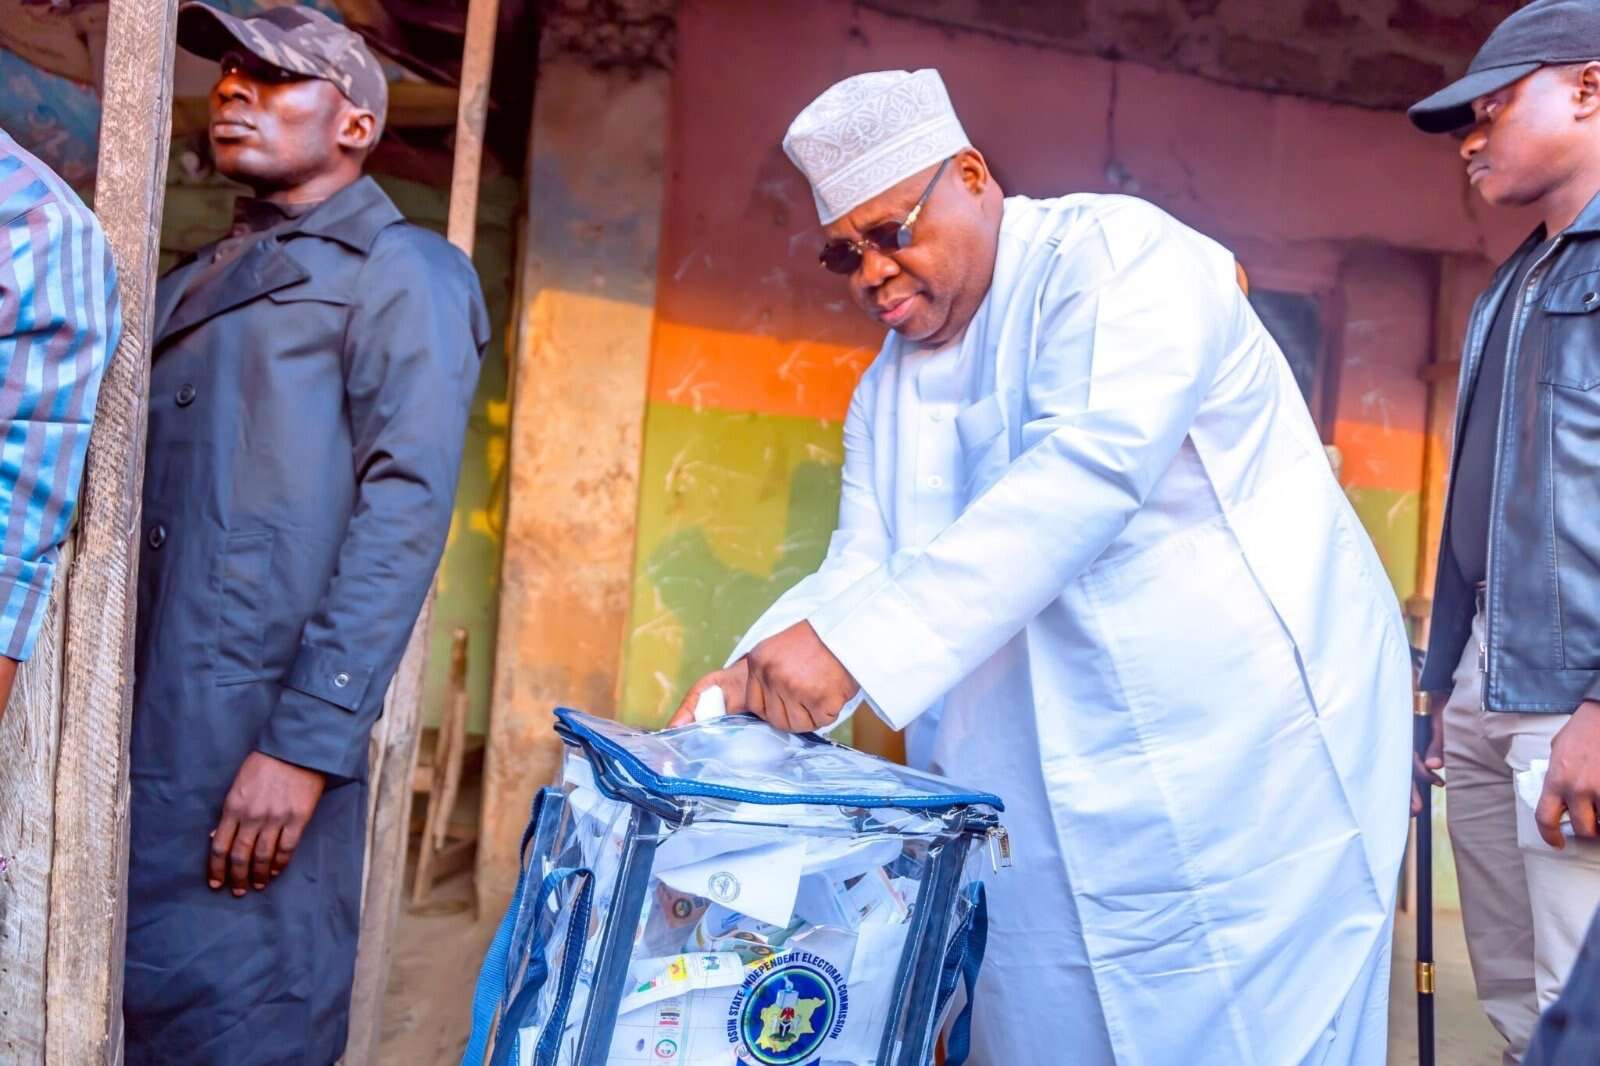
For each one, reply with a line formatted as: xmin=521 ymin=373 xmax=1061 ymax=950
xmin=411 ymin=628 xmax=470 ymax=908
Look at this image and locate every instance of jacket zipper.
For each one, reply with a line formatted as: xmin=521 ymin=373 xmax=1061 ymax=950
xmin=1483 ymin=236 xmax=1565 ymax=699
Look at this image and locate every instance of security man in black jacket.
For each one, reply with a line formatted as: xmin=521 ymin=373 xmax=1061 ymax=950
xmin=1410 ymin=1 xmax=1600 ymax=1060
xmin=123 ymin=5 xmax=486 ymax=1063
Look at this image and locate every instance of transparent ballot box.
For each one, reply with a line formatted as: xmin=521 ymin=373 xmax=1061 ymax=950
xmin=463 ymin=707 xmax=1008 ymax=1066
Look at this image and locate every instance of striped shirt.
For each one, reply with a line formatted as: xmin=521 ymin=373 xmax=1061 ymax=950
xmin=0 ymin=128 xmax=120 ymax=661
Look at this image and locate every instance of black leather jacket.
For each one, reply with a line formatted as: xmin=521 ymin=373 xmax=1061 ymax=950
xmin=1421 ymin=198 xmax=1600 ymax=711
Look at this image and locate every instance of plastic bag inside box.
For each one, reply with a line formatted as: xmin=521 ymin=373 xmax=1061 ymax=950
xmin=463 ymin=707 xmax=1008 ymax=1066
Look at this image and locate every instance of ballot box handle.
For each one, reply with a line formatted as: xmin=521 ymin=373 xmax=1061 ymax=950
xmin=936 ymin=882 xmax=988 ymax=1066
xmin=529 ymin=868 xmax=596 ymax=1066
xmin=464 ymin=787 xmax=559 ymax=1066
xmin=463 ymin=789 xmax=593 ymax=1066
xmin=478 ymin=865 xmax=595 ymax=1066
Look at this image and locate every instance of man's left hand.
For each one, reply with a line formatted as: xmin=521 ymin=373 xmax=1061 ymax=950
xmin=1536 ymin=700 xmax=1600 ymax=849
xmin=209 ymin=751 xmax=326 ymax=896
xmin=744 ymin=621 xmax=859 ymax=734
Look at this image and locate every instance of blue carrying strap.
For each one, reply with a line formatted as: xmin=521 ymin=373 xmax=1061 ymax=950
xmin=485 ymin=866 xmax=595 ymax=1066
xmin=463 ymin=791 xmax=591 ymax=1066
xmin=463 ymin=795 xmax=548 ymax=1066
xmin=935 ymin=882 xmax=988 ymax=1066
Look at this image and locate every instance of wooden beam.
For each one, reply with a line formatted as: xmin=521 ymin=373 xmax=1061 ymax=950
xmin=343 ymin=614 xmax=432 ymax=1064
xmin=0 ymin=550 xmax=68 ymax=1066
xmin=45 ymin=0 xmax=178 ymax=1061
xmin=343 ymin=0 xmax=500 ymax=1058
xmin=446 ymin=0 xmax=501 ymax=255
xmin=171 ymin=83 xmax=463 ymax=138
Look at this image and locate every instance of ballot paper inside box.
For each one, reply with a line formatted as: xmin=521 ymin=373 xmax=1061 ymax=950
xmin=463 ymin=707 xmax=1008 ymax=1066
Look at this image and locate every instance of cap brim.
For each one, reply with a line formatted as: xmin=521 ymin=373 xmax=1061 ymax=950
xmin=176 ymin=3 xmax=264 ymax=65
xmin=1409 ymin=62 xmax=1542 ymax=133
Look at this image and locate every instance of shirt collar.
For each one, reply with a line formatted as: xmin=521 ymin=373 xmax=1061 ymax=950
xmin=275 ymin=176 xmax=405 ymax=253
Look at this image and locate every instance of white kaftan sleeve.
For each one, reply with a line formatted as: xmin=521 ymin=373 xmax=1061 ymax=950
xmin=726 ymin=358 xmax=893 ymax=667
xmin=808 ymin=203 xmax=1243 ymax=729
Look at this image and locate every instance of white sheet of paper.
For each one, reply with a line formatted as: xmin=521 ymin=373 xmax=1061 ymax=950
xmin=654 ymin=827 xmax=778 ymax=873
xmin=829 ymin=917 xmax=912 ymax=1061
xmin=606 ymin=989 xmax=743 ymax=1065
xmin=656 ymin=840 xmax=806 ymax=928
xmin=619 ymin=952 xmax=745 ymax=1016
xmin=801 ymin=835 xmax=903 ymax=878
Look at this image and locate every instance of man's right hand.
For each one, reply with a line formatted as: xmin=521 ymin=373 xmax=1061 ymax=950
xmin=1412 ymin=690 xmax=1446 ymax=816
xmin=668 ymin=658 xmax=752 ymax=728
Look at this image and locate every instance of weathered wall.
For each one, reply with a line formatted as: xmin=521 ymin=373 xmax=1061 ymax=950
xmin=478 ymin=58 xmax=664 ymax=908
xmin=616 ymin=0 xmax=1538 ymax=725
xmin=861 ymin=0 xmax=1522 ymax=110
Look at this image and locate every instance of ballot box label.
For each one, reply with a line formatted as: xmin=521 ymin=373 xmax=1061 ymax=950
xmin=727 ymin=951 xmax=849 ymax=1065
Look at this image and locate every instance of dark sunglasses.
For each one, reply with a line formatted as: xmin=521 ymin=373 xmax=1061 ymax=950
xmin=818 ymin=157 xmax=952 ymax=275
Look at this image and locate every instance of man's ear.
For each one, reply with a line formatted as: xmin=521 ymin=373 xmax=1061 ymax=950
xmin=955 ymin=147 xmax=991 ymax=197
xmin=337 ymin=106 xmax=379 ymax=153
xmin=1576 ymin=61 xmax=1600 ymax=121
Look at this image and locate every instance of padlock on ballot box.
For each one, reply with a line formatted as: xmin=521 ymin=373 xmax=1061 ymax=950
xmin=462 ymin=707 xmax=1008 ymax=1066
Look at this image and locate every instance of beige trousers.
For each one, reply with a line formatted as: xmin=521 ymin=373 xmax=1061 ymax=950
xmin=1444 ymin=611 xmax=1600 ymax=1065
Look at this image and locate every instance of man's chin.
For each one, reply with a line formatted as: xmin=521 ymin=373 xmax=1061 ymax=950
xmin=210 ymin=145 xmax=271 ymax=187
xmin=892 ymin=312 xmax=944 ymax=345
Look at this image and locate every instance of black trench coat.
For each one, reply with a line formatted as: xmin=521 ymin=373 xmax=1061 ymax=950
xmin=123 ymin=176 xmax=487 ymax=1066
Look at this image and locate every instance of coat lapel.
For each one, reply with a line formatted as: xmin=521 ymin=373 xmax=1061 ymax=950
xmin=151 ymin=257 xmax=200 ymax=346
xmin=154 ymin=239 xmax=309 ymax=350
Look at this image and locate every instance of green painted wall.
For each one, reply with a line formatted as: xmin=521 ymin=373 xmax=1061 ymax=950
xmin=620 ymin=403 xmax=843 ymax=726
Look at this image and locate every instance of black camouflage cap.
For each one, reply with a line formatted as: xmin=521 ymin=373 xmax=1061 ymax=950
xmin=178 ymin=2 xmax=388 ymax=130
xmin=1409 ymin=0 xmax=1600 ymax=134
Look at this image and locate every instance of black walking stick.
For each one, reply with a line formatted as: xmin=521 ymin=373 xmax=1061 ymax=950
xmin=1411 ymin=645 xmax=1436 ymax=1066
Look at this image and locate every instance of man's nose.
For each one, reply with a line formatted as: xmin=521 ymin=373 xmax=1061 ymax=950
xmin=1460 ymin=123 xmax=1488 ymax=161
xmin=214 ymin=71 xmax=253 ymax=106
xmin=858 ymin=247 xmax=900 ymax=288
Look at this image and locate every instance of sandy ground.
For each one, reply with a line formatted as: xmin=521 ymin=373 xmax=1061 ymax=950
xmin=378 ymin=871 xmax=494 ymax=1065
xmin=379 ymin=873 xmax=1509 ymax=1064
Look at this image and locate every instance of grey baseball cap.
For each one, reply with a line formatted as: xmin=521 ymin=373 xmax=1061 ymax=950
xmin=1410 ymin=0 xmax=1600 ymax=134
xmin=178 ymin=2 xmax=388 ymax=131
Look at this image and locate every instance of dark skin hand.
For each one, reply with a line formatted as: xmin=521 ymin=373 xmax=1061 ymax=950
xmin=209 ymin=751 xmax=326 ymax=896
xmin=1411 ymin=690 xmax=1445 ymax=817
xmin=0 ymin=656 xmax=17 ymax=725
xmin=199 ymin=50 xmax=374 ymax=891
xmin=668 ymin=622 xmax=860 ymax=733
xmin=1538 ymin=701 xmax=1600 ymax=849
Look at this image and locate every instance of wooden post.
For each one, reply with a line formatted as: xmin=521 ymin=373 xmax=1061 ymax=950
xmin=478 ymin=59 xmax=666 ymax=915
xmin=342 ymin=0 xmax=500 ymax=1059
xmin=447 ymin=0 xmax=500 ymax=257
xmin=43 ymin=0 xmax=179 ymax=1061
xmin=0 ymin=550 xmax=68 ymax=1065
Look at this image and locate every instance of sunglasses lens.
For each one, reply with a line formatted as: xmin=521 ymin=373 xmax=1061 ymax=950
xmin=865 ymin=222 xmax=911 ymax=251
xmin=820 ymin=241 xmax=862 ymax=275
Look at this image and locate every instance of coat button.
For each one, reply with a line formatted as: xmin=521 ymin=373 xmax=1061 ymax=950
xmin=175 ymin=384 xmax=196 ymax=406
xmin=333 ymin=672 xmax=351 ymax=689
xmin=1585 ymin=292 xmax=1599 ymax=307
xmin=147 ymin=524 xmax=167 ymax=549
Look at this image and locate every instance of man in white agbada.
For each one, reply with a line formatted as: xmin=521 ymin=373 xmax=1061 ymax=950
xmin=670 ymin=69 xmax=1411 ymax=1064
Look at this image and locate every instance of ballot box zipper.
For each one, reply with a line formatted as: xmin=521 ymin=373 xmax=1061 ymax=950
xmin=986 ymin=826 xmax=1013 ymax=872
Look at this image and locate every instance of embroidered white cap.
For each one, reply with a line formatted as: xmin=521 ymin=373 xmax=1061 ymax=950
xmin=783 ymin=69 xmax=972 ymax=225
